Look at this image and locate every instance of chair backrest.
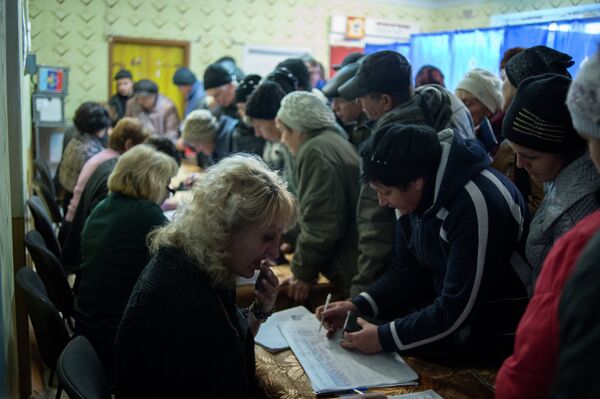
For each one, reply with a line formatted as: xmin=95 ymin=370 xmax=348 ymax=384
xmin=34 ymin=158 xmax=56 ymax=198
xmin=15 ymin=268 xmax=70 ymax=370
xmin=24 ymin=230 xmax=74 ymax=317
xmin=57 ymin=335 xmax=111 ymax=399
xmin=32 ymin=177 xmax=63 ymax=225
xmin=27 ymin=196 xmax=61 ymax=259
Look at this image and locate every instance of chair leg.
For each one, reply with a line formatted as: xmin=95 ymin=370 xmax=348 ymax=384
xmin=55 ymin=383 xmax=63 ymax=399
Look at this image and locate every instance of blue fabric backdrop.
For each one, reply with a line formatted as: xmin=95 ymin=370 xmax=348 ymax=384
xmin=364 ymin=17 xmax=600 ymax=91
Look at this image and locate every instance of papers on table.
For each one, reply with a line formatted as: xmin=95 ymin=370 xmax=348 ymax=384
xmin=279 ymin=318 xmax=418 ymax=395
xmin=255 ymin=306 xmax=312 ymax=352
xmin=389 ymin=390 xmax=444 ymax=399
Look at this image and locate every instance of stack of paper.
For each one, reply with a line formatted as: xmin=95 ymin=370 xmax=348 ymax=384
xmin=254 ymin=306 xmax=312 ymax=352
xmin=279 ymin=318 xmax=419 ymax=395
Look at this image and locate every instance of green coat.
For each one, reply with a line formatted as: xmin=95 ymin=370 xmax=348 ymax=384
xmin=290 ymin=129 xmax=360 ymax=293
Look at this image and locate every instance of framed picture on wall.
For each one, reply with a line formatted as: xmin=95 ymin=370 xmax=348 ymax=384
xmin=346 ymin=16 xmax=366 ymax=40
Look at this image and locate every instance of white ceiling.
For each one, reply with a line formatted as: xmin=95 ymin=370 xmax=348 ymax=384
xmin=372 ymin=0 xmax=493 ymax=9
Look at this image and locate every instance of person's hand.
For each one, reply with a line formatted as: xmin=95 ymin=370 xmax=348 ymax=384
xmin=254 ymin=261 xmax=279 ymax=314
xmin=279 ymin=276 xmax=313 ymax=302
xmin=316 ymin=301 xmax=358 ymax=337
xmin=340 ymin=318 xmax=383 ymax=354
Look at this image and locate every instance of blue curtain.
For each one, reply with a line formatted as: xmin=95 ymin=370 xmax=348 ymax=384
xmin=410 ymin=33 xmax=452 ymax=87
xmin=501 ymin=23 xmax=549 ymax=57
xmin=549 ymin=19 xmax=600 ymax=77
xmin=449 ymin=28 xmax=505 ymax=91
xmin=365 ymin=42 xmax=410 ymax=60
xmin=363 ymin=17 xmax=600 ymax=90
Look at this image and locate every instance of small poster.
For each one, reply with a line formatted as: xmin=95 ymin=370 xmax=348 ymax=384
xmin=346 ymin=16 xmax=366 ymax=40
xmin=38 ymin=67 xmax=65 ymax=93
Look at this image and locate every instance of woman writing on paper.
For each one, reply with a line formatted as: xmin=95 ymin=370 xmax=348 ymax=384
xmin=115 ymin=154 xmax=297 ymax=398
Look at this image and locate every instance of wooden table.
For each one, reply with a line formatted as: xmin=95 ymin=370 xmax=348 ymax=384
xmin=255 ymin=346 xmax=496 ymax=398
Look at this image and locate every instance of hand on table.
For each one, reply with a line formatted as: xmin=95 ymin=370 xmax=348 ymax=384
xmin=279 ymin=276 xmax=313 ymax=302
xmin=339 ymin=317 xmax=383 ymax=354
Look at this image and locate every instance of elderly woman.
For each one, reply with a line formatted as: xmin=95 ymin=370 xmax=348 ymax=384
xmin=455 ymin=68 xmax=503 ymax=154
xmin=275 ymin=91 xmax=360 ymax=301
xmin=115 ymin=155 xmax=297 ymax=398
xmin=503 ymin=73 xmax=600 ymax=290
xmin=182 ymin=109 xmax=238 ymax=167
xmin=74 ymin=144 xmax=178 ymax=376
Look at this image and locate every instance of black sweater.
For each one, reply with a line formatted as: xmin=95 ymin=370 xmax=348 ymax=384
xmin=115 ymin=246 xmax=264 ymax=398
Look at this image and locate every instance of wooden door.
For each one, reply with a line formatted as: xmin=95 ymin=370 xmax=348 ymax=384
xmin=109 ymin=37 xmax=189 ymax=119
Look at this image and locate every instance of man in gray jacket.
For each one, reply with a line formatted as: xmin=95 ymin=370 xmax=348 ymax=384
xmin=338 ymin=51 xmax=475 ymax=296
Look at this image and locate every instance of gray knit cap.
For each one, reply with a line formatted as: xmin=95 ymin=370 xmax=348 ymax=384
xmin=276 ymin=91 xmax=335 ymax=133
xmin=183 ymin=109 xmax=218 ymax=144
xmin=567 ymin=50 xmax=600 ymax=139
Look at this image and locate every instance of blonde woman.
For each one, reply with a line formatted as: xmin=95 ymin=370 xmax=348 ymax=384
xmin=115 ymin=154 xmax=297 ymax=398
xmin=74 ymin=144 xmax=178 ymax=377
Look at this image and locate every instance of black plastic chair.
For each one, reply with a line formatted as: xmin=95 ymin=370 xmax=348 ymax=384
xmin=15 ymin=268 xmax=70 ymax=396
xmin=25 ymin=230 xmax=74 ymax=329
xmin=27 ymin=196 xmax=61 ymax=259
xmin=34 ymin=157 xmax=56 ymax=199
xmin=56 ymin=335 xmax=111 ymax=399
xmin=33 ymin=176 xmax=63 ymax=225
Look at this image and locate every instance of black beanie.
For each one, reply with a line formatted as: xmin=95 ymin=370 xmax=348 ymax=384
xmin=265 ymin=67 xmax=298 ymax=94
xmin=114 ymin=69 xmax=132 ymax=80
xmin=361 ymin=123 xmax=442 ymax=187
xmin=246 ymin=81 xmax=286 ymax=120
xmin=276 ymin=58 xmax=310 ymax=91
xmin=235 ymin=74 xmax=262 ymax=104
xmin=505 ymin=45 xmax=574 ymax=88
xmin=203 ymin=63 xmax=233 ymax=90
xmin=173 ymin=67 xmax=197 ymax=85
xmin=503 ymin=73 xmax=585 ymax=154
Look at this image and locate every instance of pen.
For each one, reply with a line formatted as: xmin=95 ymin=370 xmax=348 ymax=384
xmin=352 ymin=388 xmax=365 ymax=395
xmin=341 ymin=310 xmax=351 ymax=332
xmin=318 ymin=293 xmax=332 ymax=332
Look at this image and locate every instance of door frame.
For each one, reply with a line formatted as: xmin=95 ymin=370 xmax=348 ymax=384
xmin=107 ymin=36 xmax=190 ymax=95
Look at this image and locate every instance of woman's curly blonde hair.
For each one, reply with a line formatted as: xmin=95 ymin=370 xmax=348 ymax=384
xmin=149 ymin=154 xmax=297 ymax=287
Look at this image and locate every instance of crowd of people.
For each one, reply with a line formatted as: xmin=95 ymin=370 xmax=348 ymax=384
xmin=52 ymin=45 xmax=600 ymax=397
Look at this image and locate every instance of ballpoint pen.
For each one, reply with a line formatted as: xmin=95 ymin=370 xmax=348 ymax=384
xmin=318 ymin=293 xmax=332 ymax=332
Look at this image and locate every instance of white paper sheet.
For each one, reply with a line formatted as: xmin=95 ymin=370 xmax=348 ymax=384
xmin=389 ymin=390 xmax=444 ymax=399
xmin=279 ymin=318 xmax=418 ymax=394
xmin=36 ymin=97 xmax=62 ymax=122
xmin=255 ymin=306 xmax=312 ymax=352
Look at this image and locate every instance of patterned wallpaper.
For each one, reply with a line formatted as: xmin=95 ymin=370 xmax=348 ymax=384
xmin=29 ymin=0 xmax=599 ymax=118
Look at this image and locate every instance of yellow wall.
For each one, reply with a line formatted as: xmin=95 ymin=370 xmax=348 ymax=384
xmin=30 ymin=0 xmax=598 ymax=118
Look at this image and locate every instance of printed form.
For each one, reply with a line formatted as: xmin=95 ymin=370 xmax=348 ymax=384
xmin=279 ymin=318 xmax=418 ymax=394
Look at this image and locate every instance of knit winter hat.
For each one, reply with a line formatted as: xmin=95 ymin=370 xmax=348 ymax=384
xmin=133 ymin=79 xmax=158 ymax=95
xmin=203 ymin=63 xmax=233 ymax=90
xmin=276 ymin=91 xmax=335 ymax=133
xmin=505 ymin=45 xmax=574 ymax=88
xmin=503 ymin=73 xmax=585 ymax=153
xmin=361 ymin=123 xmax=442 ymax=187
xmin=235 ymin=74 xmax=262 ymax=104
xmin=182 ymin=109 xmax=219 ymax=144
xmin=567 ymin=50 xmax=600 ymax=139
xmin=276 ymin=58 xmax=310 ymax=91
xmin=173 ymin=67 xmax=197 ymax=85
xmin=114 ymin=69 xmax=132 ymax=80
xmin=246 ymin=81 xmax=286 ymax=120
xmin=456 ymin=68 xmax=503 ymax=114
